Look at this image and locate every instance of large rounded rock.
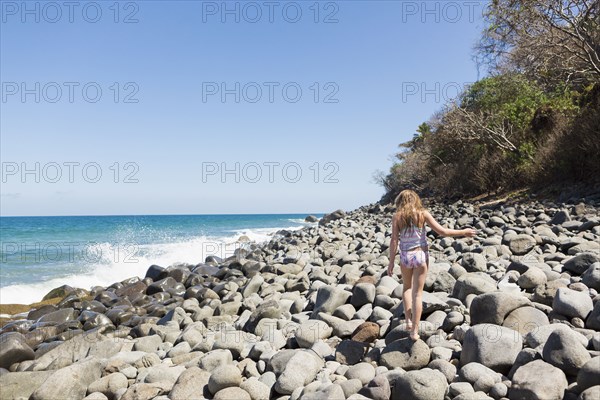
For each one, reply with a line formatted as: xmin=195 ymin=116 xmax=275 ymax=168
xmin=352 ymin=283 xmax=376 ymax=308
xmin=458 ymin=362 xmax=501 ymax=387
xmin=351 ymin=321 xmax=379 ymax=343
xmin=502 ymin=306 xmax=549 ymax=336
xmin=393 ymin=368 xmax=447 ymax=400
xmin=274 ymin=350 xmax=324 ymax=394
xmin=240 ymin=377 xmax=270 ymax=400
xmin=524 ymin=323 xmax=588 ymax=349
xmin=470 ymin=292 xmax=530 ymax=326
xmin=517 ymin=268 xmax=547 ymax=289
xmin=335 ymin=340 xmax=368 ymax=365
xmin=170 ymin=367 xmax=211 ymax=400
xmin=208 ymin=365 xmax=242 ymax=394
xmin=509 ymin=360 xmax=567 ymax=400
xmin=0 ymin=371 xmax=54 ymax=400
xmin=587 ymin=301 xmax=600 ymax=330
xmin=508 ymin=234 xmax=536 ymax=255
xmin=214 ymin=387 xmax=251 ymax=400
xmin=319 ymin=209 xmax=345 ymax=226
xmin=542 ymin=329 xmax=591 ymax=376
xmin=0 ymin=332 xmax=35 ymax=369
xmin=577 ymin=357 xmax=600 ymax=393
xmin=461 ymin=253 xmax=487 ymax=273
xmin=31 ymin=358 xmax=104 ymax=400
xmin=295 ymin=319 xmax=333 ymax=348
xmin=452 ymin=273 xmax=497 ymax=302
xmin=358 ymin=375 xmax=391 ymax=400
xmin=582 ymin=262 xmax=600 ymax=291
xmin=87 ymin=372 xmax=128 ymax=399
xmin=460 ymin=324 xmax=522 ymax=374
xmin=380 ymin=338 xmax=431 ymax=370
xmin=345 ymin=362 xmax=375 ymax=385
xmin=311 ymin=286 xmax=351 ymax=317
xmin=552 ymin=287 xmax=593 ymax=319
xmin=564 ymin=253 xmax=600 ymax=275
xmin=580 ymin=386 xmax=600 ymax=400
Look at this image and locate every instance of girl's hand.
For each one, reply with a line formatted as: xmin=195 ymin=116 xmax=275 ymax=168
xmin=463 ymin=228 xmax=477 ymax=237
xmin=387 ymin=264 xmax=394 ymax=277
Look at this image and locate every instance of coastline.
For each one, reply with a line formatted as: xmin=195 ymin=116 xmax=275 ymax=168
xmin=0 ymin=197 xmax=599 ymax=399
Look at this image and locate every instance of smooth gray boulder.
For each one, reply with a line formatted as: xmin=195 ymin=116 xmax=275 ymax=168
xmin=274 ymin=350 xmax=324 ymax=394
xmin=542 ymin=329 xmax=592 ymax=376
xmin=208 ymin=365 xmax=242 ymax=394
xmin=311 ymin=286 xmax=351 ymax=317
xmin=460 ymin=324 xmax=522 ymax=374
xmin=295 ymin=319 xmax=333 ymax=348
xmin=393 ymin=368 xmax=447 ymax=400
xmin=582 ymin=262 xmax=600 ymax=291
xmin=0 ymin=371 xmax=53 ymax=400
xmin=87 ymin=372 xmax=128 ymax=399
xmin=502 ymin=306 xmax=549 ymax=336
xmin=509 ymin=360 xmax=567 ymax=400
xmin=170 ymin=366 xmax=211 ymax=400
xmin=524 ymin=323 xmax=588 ymax=349
xmin=577 ymin=357 xmax=600 ymax=393
xmin=31 ymin=358 xmax=104 ymax=400
xmin=552 ymin=287 xmax=593 ymax=319
xmin=380 ymin=338 xmax=431 ymax=370
xmin=470 ymin=292 xmax=530 ymax=325
xmin=586 ymin=301 xmax=600 ymax=330
xmin=0 ymin=332 xmax=35 ymax=369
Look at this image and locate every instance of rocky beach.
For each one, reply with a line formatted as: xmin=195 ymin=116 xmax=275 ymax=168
xmin=1 ymin=195 xmax=600 ymax=400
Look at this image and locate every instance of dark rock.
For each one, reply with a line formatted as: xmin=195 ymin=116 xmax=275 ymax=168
xmin=147 ymin=277 xmax=178 ymax=295
xmin=335 ymin=340 xmax=368 ymax=365
xmin=37 ymin=308 xmax=78 ymax=324
xmin=319 ymin=209 xmax=346 ymax=226
xmin=564 ymin=253 xmax=600 ymax=275
xmin=27 ymin=305 xmax=59 ymax=321
xmin=41 ymin=285 xmax=76 ymax=301
xmin=0 ymin=332 xmax=35 ymax=369
xmin=145 ymin=264 xmax=167 ymax=281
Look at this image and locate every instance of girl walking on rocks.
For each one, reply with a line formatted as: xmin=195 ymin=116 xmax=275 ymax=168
xmin=387 ymin=190 xmax=476 ymax=341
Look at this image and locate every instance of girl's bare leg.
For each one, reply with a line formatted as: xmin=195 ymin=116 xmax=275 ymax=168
xmin=400 ymin=265 xmax=413 ymax=329
xmin=410 ymin=262 xmax=428 ymax=341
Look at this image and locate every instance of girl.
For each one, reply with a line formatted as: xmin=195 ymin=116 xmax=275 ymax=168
xmin=387 ymin=190 xmax=476 ymax=341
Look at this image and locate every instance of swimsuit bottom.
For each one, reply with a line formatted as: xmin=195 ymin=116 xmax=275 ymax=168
xmin=399 ymin=246 xmax=429 ymax=269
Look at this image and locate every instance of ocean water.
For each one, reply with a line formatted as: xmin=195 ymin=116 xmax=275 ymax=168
xmin=0 ymin=213 xmax=322 ymax=305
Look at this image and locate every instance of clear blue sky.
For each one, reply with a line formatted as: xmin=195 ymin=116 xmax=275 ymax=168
xmin=1 ymin=0 xmax=487 ymax=216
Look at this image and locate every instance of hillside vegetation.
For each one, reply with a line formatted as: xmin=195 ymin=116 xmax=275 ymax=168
xmin=378 ymin=0 xmax=599 ymax=203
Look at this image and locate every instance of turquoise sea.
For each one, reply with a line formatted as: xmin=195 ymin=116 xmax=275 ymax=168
xmin=0 ymin=213 xmax=322 ymax=304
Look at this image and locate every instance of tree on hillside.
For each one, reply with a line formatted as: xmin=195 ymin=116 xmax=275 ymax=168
xmin=477 ymin=0 xmax=600 ymax=88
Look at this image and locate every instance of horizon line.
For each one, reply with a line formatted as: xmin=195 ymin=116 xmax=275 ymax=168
xmin=0 ymin=212 xmax=328 ymax=218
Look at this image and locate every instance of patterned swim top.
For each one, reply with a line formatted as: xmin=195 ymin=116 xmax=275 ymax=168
xmin=398 ymin=224 xmax=428 ymax=251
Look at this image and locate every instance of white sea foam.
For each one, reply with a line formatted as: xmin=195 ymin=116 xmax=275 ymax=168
xmin=0 ymin=224 xmax=307 ymax=305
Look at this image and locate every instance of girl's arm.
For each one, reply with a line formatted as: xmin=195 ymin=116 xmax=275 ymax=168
xmin=387 ymin=213 xmax=399 ymax=276
xmin=424 ymin=210 xmax=477 ymax=237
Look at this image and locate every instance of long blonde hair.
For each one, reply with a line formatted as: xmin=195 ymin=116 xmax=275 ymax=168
xmin=394 ymin=189 xmax=425 ymax=230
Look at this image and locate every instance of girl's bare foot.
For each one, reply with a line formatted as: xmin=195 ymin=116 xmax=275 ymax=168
xmin=409 ymin=331 xmax=420 ymax=341
xmin=405 ymin=320 xmax=413 ymax=330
